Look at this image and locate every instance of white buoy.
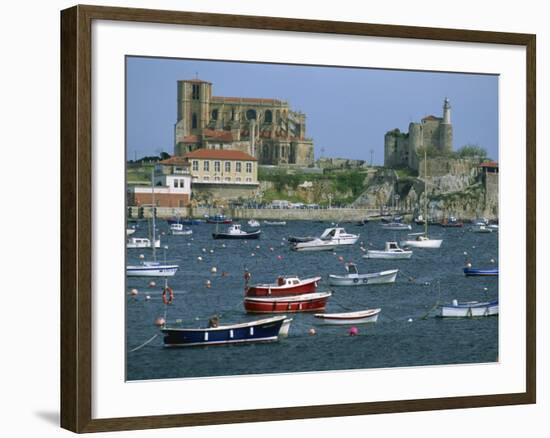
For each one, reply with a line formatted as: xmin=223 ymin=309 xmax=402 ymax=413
xmin=490 ymin=258 xmax=495 ymax=263
xmin=308 ymin=328 xmax=316 ymax=336
xmin=130 ymin=288 xmax=138 ymax=296
xmin=209 ymin=249 xmax=214 ymax=253
xmin=211 ymin=267 xmax=217 ymax=274
xmin=466 ymin=262 xmax=472 ymax=268
xmin=139 ymin=254 xmax=145 ymax=260
xmin=148 ymin=281 xmax=156 ymax=288
xmin=251 ymin=253 xmax=255 ymax=257
xmin=270 ymin=247 xmax=274 ymax=251
xmin=222 ymin=244 xmax=226 ymax=248
xmin=205 ymin=279 xmax=211 ymax=288
xmin=154 ymin=316 xmax=166 ymax=327
xmin=197 ymin=256 xmax=203 ymax=261
xmin=202 ymin=248 xmax=207 ymax=252
xmin=463 ymin=251 xmax=468 ymax=255
xmin=256 ymin=245 xmax=260 ymax=249
xmin=145 ymin=295 xmax=151 ymax=300
xmin=408 ymin=318 xmax=413 ymax=323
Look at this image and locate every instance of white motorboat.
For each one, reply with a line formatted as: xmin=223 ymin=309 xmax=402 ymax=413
xmin=488 ymin=223 xmax=499 ymax=230
xmin=400 ymin=233 xmax=442 ymax=249
xmin=328 ymin=263 xmax=398 ymax=286
xmin=212 ymin=224 xmax=261 ymax=239
xmin=263 ymin=220 xmax=287 ymax=226
xmin=126 ymin=260 xmax=179 ymax=277
xmin=314 ymin=308 xmax=381 ymax=325
xmin=381 ymin=222 xmax=412 ymax=231
xmin=126 ymin=228 xmax=136 ymax=236
xmin=471 ymin=224 xmax=493 ymax=233
xmin=440 ymin=299 xmax=498 ymax=318
xmin=292 ymin=238 xmax=339 ymax=252
xmin=363 ymin=241 xmax=413 ymax=259
xmin=319 ymin=227 xmax=359 ymax=245
xmin=126 ymin=237 xmax=161 ymax=249
xmin=247 ymin=219 xmax=260 ymax=227
xmin=170 ymin=223 xmax=193 ymax=235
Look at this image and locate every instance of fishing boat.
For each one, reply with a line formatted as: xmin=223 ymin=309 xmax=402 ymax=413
xmin=206 ymin=214 xmax=232 ymax=224
xmin=291 ymin=238 xmax=339 ymax=252
xmin=170 ymin=223 xmax=193 ymax=236
xmin=162 ymin=315 xmax=290 ymax=347
xmin=440 ymin=216 xmax=464 ymax=227
xmin=314 ymin=308 xmax=381 ymax=325
xmin=381 ymin=222 xmax=412 ymax=231
xmin=414 ymin=214 xmax=425 ymax=225
xmin=126 ymin=236 xmax=160 ymax=249
xmin=463 ymin=266 xmax=499 ymax=276
xmin=212 ymin=224 xmax=261 ymax=240
xmin=363 ymin=241 xmax=413 ymax=259
xmin=328 ymin=263 xmax=398 ymax=286
xmin=319 ymin=227 xmax=360 ymax=245
xmin=471 ymin=224 xmax=493 ymax=233
xmin=126 ymin=169 xmax=179 ymax=277
xmin=439 ymin=299 xmax=498 ymax=318
xmin=247 ymin=219 xmax=260 ymax=227
xmin=245 ymin=275 xmax=322 ymax=297
xmin=244 ymin=291 xmax=332 ymax=313
xmin=263 ymin=220 xmax=287 ymax=226
xmin=167 ymin=217 xmax=204 ymax=225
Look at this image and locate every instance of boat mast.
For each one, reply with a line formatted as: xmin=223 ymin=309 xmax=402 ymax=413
xmin=424 ymin=148 xmax=428 ymax=237
xmin=151 ymin=167 xmax=156 ymax=261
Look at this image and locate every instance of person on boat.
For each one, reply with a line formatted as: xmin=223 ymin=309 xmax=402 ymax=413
xmin=208 ymin=315 xmax=219 ymax=328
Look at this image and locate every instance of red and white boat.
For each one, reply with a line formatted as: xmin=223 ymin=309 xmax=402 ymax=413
xmin=246 ymin=275 xmax=322 ymax=297
xmin=244 ymin=291 xmax=332 ymax=314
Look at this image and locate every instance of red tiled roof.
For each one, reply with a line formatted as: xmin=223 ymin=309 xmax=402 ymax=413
xmin=202 ymin=129 xmax=233 ymax=142
xmin=158 ymin=156 xmax=190 ymax=166
xmin=179 ymin=135 xmax=200 ymax=144
xmin=422 ymin=115 xmax=442 ymax=122
xmin=479 ymin=161 xmax=498 ymax=168
xmin=184 ymin=149 xmax=257 ymax=161
xmin=211 ymin=96 xmax=285 ymax=105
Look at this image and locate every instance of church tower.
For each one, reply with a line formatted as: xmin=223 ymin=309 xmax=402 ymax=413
xmin=439 ymin=97 xmax=453 ymax=152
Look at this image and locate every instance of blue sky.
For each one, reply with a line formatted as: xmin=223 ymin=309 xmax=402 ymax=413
xmin=126 ymin=57 xmax=498 ymax=164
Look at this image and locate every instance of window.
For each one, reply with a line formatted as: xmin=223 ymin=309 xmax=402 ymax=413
xmin=236 ymin=162 xmax=242 ymax=173
xmin=179 ymin=179 xmax=185 ymax=188
xmin=211 ymin=109 xmax=218 ymax=120
xmin=236 ymin=177 xmax=241 ymax=182
xmin=192 ymin=160 xmax=199 ymax=171
xmin=203 ymin=160 xmax=210 ymax=172
xmin=246 ymin=162 xmax=252 ymax=173
xmin=264 ymin=110 xmax=272 ymax=123
xmin=173 ymin=179 xmax=178 ymax=188
xmin=214 ymin=161 xmax=221 ymax=172
xmin=192 ymin=84 xmax=199 ymax=100
xmin=246 ymin=109 xmax=256 ymax=120
xmin=203 ymin=176 xmax=210 ymax=181
xmin=224 ymin=177 xmax=231 ymax=182
xmin=246 ymin=177 xmax=252 ymax=183
xmin=214 ymin=176 xmax=221 ymax=182
xmin=192 ymin=113 xmax=197 ymax=129
xmin=225 ymin=161 xmax=231 ymax=172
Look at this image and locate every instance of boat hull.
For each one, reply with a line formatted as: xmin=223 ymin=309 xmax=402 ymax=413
xmin=328 ymin=269 xmax=398 ymax=286
xmin=440 ymin=302 xmax=498 ymax=317
xmin=363 ymin=250 xmax=412 ymax=259
xmin=126 ymin=264 xmax=178 ymax=277
xmin=314 ymin=308 xmax=381 ymax=325
xmin=463 ymin=267 xmax=499 ymax=276
xmin=400 ymin=239 xmax=442 ymax=249
xmin=292 ymin=240 xmax=338 ymax=251
xmin=244 ymin=292 xmax=331 ymax=314
xmin=246 ymin=277 xmax=321 ymax=297
xmin=162 ymin=316 xmax=287 ymax=347
xmin=212 ymin=230 xmax=261 ymax=239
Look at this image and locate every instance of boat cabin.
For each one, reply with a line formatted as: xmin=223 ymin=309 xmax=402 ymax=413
xmin=345 ymin=263 xmax=359 ymax=275
xmin=320 ymin=227 xmax=347 ymax=239
xmin=277 ymin=276 xmax=301 ymax=287
xmin=385 ymin=241 xmax=400 ymax=251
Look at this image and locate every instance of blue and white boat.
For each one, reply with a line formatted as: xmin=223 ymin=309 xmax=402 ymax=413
xmin=463 ymin=267 xmax=499 ymax=276
xmin=126 ymin=260 xmax=179 ymax=277
xmin=161 ymin=315 xmax=290 ymax=347
xmin=440 ymin=299 xmax=499 ymax=317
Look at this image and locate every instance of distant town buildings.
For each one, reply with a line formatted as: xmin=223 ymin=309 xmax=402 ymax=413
xmin=128 ymin=156 xmax=192 ymax=207
xmin=174 ymin=79 xmax=314 ymax=167
xmin=384 ymin=98 xmax=453 ymax=170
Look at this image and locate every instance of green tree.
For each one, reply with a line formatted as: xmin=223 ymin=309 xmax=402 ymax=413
xmin=457 ymin=144 xmax=488 ymax=159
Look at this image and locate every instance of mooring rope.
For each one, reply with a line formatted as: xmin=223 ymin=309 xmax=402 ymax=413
xmin=129 ymin=334 xmax=159 ymax=352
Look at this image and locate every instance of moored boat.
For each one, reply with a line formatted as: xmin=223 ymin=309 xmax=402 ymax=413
xmin=246 ymin=275 xmax=322 ymax=297
xmin=291 ymin=238 xmax=339 ymax=252
xmin=212 ymin=224 xmax=261 ymax=240
xmin=162 ymin=315 xmax=289 ymax=347
xmin=126 ymin=236 xmax=161 ymax=249
xmin=244 ymin=291 xmax=332 ymax=313
xmin=471 ymin=224 xmax=493 ymax=233
xmin=319 ymin=227 xmax=360 ymax=245
xmin=463 ymin=266 xmax=499 ymax=276
xmin=440 ymin=216 xmax=464 ymax=227
xmin=363 ymin=241 xmax=413 ymax=259
xmin=287 ymin=235 xmax=316 ymax=243
xmin=400 ymin=232 xmax=443 ymax=249
xmin=263 ymin=220 xmax=287 ymax=226
xmin=314 ymin=308 xmax=381 ymax=325
xmin=247 ymin=219 xmax=260 ymax=227
xmin=126 ymin=228 xmax=136 ymax=236
xmin=381 ymin=222 xmax=412 ymax=231
xmin=206 ymin=214 xmax=232 ymax=224
xmin=439 ymin=299 xmax=498 ymax=317
xmin=126 ymin=260 xmax=179 ymax=277
xmin=328 ymin=263 xmax=398 ymax=286
xmin=170 ymin=223 xmax=193 ymax=235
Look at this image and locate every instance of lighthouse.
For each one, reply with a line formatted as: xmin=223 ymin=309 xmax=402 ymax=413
xmin=439 ymin=97 xmax=453 ymax=152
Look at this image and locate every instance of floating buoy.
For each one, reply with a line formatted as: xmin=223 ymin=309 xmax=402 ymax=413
xmin=484 ymin=287 xmax=488 ymax=291
xmin=209 ymin=249 xmax=214 ymax=254
xmin=256 ymin=245 xmax=260 ymax=249
xmin=145 ymin=295 xmax=151 ymax=300
xmin=139 ymin=254 xmax=145 ymax=260
xmin=490 ymin=258 xmax=495 ymax=263
xmin=338 ymin=256 xmax=344 ymax=262
xmin=466 ymin=262 xmax=472 ymax=268
xmin=270 ymin=247 xmax=274 ymax=251
xmin=222 ymin=244 xmax=226 ymax=248
xmin=211 ymin=267 xmax=217 ymax=274
xmin=277 ymin=255 xmax=283 ymax=260
xmin=148 ymin=281 xmax=156 ymax=288
xmin=205 ymin=279 xmax=212 ymax=288
xmin=472 ymin=245 xmax=476 ymax=249
xmin=154 ymin=316 xmax=166 ymax=327
xmin=197 ymin=256 xmax=203 ymax=261
xmin=130 ymin=288 xmax=138 ymax=296
xmin=308 ymin=328 xmax=316 ymax=336
xmin=251 ymin=253 xmax=255 ymax=257
xmin=424 ymin=281 xmax=430 ymax=286
xmin=187 ymin=242 xmax=191 ymax=246
xmin=190 ymin=238 xmax=194 ymax=241
xmin=202 ymin=248 xmax=207 ymax=252
xmin=349 ymin=327 xmax=359 ymax=336
xmin=463 ymin=251 xmax=468 ymax=255
xmin=408 ymin=318 xmax=413 ymax=323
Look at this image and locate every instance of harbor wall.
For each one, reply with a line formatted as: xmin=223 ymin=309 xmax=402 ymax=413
xmin=128 ymin=206 xmax=383 ymax=221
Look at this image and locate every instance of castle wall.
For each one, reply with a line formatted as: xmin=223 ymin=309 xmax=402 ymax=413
xmin=421 ymin=119 xmax=441 ymax=150
xmin=439 ymin=123 xmax=453 ymax=153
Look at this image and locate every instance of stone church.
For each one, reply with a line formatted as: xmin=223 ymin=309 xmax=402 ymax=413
xmin=384 ymin=98 xmax=453 ymax=170
xmin=174 ymin=79 xmax=314 ymax=166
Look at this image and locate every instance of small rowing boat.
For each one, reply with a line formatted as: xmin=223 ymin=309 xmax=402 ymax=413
xmin=314 ymin=308 xmax=381 ymax=325
xmin=440 ymin=299 xmax=498 ymax=317
xmin=328 ymin=263 xmax=398 ymax=286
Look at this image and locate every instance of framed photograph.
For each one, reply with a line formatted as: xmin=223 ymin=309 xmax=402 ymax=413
xmin=60 ymin=4 xmax=536 ymax=433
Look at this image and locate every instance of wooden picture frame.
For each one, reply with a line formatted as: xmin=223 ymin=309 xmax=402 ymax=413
xmin=60 ymin=4 xmax=536 ymax=433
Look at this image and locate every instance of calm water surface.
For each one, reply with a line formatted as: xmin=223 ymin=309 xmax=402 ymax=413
xmin=126 ymin=220 xmax=498 ymax=380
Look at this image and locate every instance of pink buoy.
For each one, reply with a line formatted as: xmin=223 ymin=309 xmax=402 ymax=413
xmin=154 ymin=317 xmax=166 ymax=327
xmin=308 ymin=328 xmax=316 ymax=336
xmin=338 ymin=256 xmax=344 ymax=262
xmin=349 ymin=327 xmax=359 ymax=336
xmin=277 ymin=255 xmax=283 ymax=260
